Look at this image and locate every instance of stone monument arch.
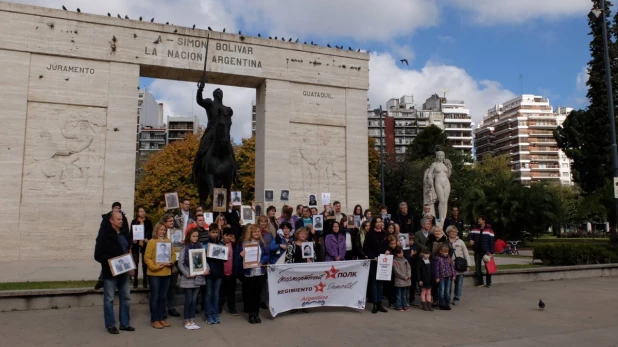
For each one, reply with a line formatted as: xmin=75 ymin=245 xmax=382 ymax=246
xmin=0 ymin=2 xmax=369 ymax=261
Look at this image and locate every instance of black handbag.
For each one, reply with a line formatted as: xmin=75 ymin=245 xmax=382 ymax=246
xmin=455 ymin=257 xmax=467 ymax=272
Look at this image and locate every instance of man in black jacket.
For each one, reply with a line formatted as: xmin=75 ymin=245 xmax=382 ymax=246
xmin=94 ymin=211 xmax=135 ymax=334
xmin=95 ymin=202 xmax=129 ymax=290
xmin=443 ymin=206 xmax=464 ymax=239
xmin=393 ymin=202 xmax=414 ymax=235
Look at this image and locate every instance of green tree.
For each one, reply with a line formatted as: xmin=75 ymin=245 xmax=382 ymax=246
xmin=368 ymin=137 xmax=382 ymax=210
xmin=232 ymin=136 xmax=255 ymax=203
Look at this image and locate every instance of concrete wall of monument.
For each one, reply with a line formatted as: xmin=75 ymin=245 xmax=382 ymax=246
xmin=0 ymin=48 xmax=138 ymax=261
xmin=0 ymin=1 xmax=369 ymax=89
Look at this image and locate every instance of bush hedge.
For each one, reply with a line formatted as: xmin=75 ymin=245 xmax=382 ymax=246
xmin=533 ymin=243 xmax=618 ymax=266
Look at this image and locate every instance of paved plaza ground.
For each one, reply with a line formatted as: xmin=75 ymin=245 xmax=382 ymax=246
xmin=0 ymin=277 xmax=616 ymax=347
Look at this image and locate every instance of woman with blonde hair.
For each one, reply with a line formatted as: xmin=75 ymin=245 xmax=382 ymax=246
xmin=239 ymin=224 xmax=270 ymax=324
xmin=144 ymin=222 xmax=176 ymax=329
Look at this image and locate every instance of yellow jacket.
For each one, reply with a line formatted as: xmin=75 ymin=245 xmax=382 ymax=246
xmin=144 ymin=237 xmax=177 ymax=277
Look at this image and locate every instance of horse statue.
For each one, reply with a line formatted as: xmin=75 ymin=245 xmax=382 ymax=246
xmin=192 ymin=83 xmax=240 ymax=206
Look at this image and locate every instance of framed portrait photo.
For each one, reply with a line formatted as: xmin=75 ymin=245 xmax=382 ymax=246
xmin=132 ymin=224 xmax=145 ymax=241
xmin=243 ymin=241 xmax=260 ymax=269
xmin=207 ymin=243 xmax=228 ymax=261
xmin=264 ymin=189 xmax=274 ymax=202
xmin=313 ymin=214 xmax=323 ymax=231
xmin=252 ymin=201 xmax=263 ymax=217
xmin=241 ymin=205 xmax=254 ymax=224
xmin=108 ymin=253 xmax=136 ymax=277
xmin=164 ymin=192 xmax=179 ymax=210
xmin=156 ymin=242 xmax=172 ymax=264
xmin=188 ymin=248 xmax=207 ymax=276
xmin=399 ymin=233 xmax=410 ymax=250
xmin=308 ymin=193 xmax=318 ymax=207
xmin=213 ymin=188 xmax=227 ymax=212
xmin=166 ymin=228 xmax=184 ymax=246
xmin=301 ymin=242 xmax=314 ymax=259
xmin=231 ymin=191 xmax=242 ymax=206
xmin=347 ymin=215 xmax=355 ymax=227
xmin=204 ymin=212 xmax=214 ymax=225
xmin=280 ymin=189 xmax=289 ymax=201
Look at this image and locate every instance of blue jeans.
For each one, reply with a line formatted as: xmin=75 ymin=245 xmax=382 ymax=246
xmin=103 ymin=273 xmax=131 ymax=328
xmin=204 ymin=276 xmax=222 ymax=317
xmin=395 ymin=287 xmax=407 ymax=309
xmin=370 ymin=278 xmax=384 ymax=304
xmin=438 ymin=278 xmax=452 ymax=307
xmin=453 ymin=275 xmax=464 ymax=301
xmin=149 ymin=275 xmax=170 ymax=322
xmin=184 ymin=288 xmax=200 ymax=321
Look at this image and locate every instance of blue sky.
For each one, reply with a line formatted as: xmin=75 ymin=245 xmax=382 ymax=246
xmin=16 ymin=0 xmax=593 ymax=140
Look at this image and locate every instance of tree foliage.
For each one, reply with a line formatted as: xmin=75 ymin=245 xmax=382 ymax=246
xmin=368 ymin=137 xmax=382 ymax=210
xmin=232 ymin=136 xmax=256 ymax=202
xmin=135 ymin=133 xmax=201 ymax=222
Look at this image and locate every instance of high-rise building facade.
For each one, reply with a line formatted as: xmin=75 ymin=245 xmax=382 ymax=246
xmin=474 ymin=95 xmax=573 ymax=185
xmin=367 ymin=94 xmax=473 ymax=158
xmin=167 ymin=116 xmax=198 ymax=143
xmin=137 ymin=88 xmax=166 ymax=159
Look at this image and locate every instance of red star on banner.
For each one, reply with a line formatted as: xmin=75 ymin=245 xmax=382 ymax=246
xmin=382 ymin=256 xmax=389 ymax=263
xmin=314 ymin=282 xmax=326 ymax=293
xmin=325 ymin=265 xmax=340 ymax=279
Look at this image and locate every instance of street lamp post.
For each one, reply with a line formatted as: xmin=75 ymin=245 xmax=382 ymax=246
xmin=378 ymin=106 xmax=386 ymax=206
xmin=590 ymin=0 xmax=618 ymax=237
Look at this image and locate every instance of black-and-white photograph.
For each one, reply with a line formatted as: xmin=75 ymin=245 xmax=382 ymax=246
xmin=302 ymin=242 xmax=314 ymax=259
xmin=204 ymin=212 xmax=214 ymax=224
xmin=264 ymin=189 xmax=274 ymax=202
xmin=132 ymin=224 xmax=144 ymax=240
xmin=252 ymin=201 xmax=263 ymax=217
xmin=108 ymin=253 xmax=136 ymax=277
xmin=164 ymin=192 xmax=179 ymax=211
xmin=168 ymin=229 xmax=183 ymax=246
xmin=308 ymin=193 xmax=317 ymax=207
xmin=213 ymin=188 xmax=227 ymax=212
xmin=399 ymin=233 xmax=410 ymax=250
xmin=347 ymin=215 xmax=355 ymax=227
xmin=207 ymin=243 xmax=228 ymax=261
xmin=280 ymin=189 xmax=289 ymax=201
xmin=241 ymin=205 xmax=254 ymax=224
xmin=231 ymin=191 xmax=242 ymax=206
xmin=156 ymin=242 xmax=172 ymax=263
xmin=189 ymin=248 xmax=206 ymax=276
xmin=313 ymin=215 xmax=323 ymax=231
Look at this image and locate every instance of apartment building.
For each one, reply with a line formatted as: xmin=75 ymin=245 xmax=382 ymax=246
xmin=474 ymin=95 xmax=573 ymax=185
xmin=167 ymin=116 xmax=198 ymax=143
xmin=368 ymin=95 xmax=473 ymax=158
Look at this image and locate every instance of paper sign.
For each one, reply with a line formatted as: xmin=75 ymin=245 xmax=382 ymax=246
xmin=321 ymin=192 xmax=331 ymax=206
xmin=376 ymin=254 xmax=393 ymax=281
xmin=243 ymin=242 xmax=260 ymax=268
xmin=132 ymin=225 xmax=144 ymax=240
xmin=204 ymin=212 xmax=214 ymax=225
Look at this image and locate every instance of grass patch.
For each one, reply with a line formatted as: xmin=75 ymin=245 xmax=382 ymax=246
xmin=469 ymin=264 xmax=544 ymax=271
xmin=491 ymin=253 xmax=532 ymax=258
xmin=0 ymin=280 xmax=98 ymax=291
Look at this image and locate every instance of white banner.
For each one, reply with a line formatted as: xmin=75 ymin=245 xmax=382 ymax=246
xmin=267 ymin=260 xmax=371 ymax=317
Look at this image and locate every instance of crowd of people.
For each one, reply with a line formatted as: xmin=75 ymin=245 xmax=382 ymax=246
xmin=94 ymin=200 xmax=495 ymax=334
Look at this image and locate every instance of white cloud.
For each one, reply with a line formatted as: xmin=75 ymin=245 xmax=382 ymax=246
xmin=368 ymin=52 xmax=517 ymax=125
xmin=234 ymin=0 xmax=440 ymax=41
xmin=146 ymin=80 xmax=255 ymax=142
xmin=446 ymin=0 xmax=590 ymax=24
xmin=576 ymin=66 xmax=589 ymax=92
xmin=437 ymin=35 xmax=455 ymax=44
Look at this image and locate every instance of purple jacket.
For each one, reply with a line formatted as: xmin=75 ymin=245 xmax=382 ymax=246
xmin=325 ymin=233 xmax=346 ymax=261
xmin=433 ymin=253 xmax=456 ymax=279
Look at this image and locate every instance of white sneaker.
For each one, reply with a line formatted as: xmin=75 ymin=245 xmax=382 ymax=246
xmin=185 ymin=324 xmax=193 ymax=330
xmin=191 ymin=323 xmax=200 ymax=330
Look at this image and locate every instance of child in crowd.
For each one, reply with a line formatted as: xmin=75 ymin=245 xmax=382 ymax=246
xmin=220 ymin=228 xmax=241 ymax=316
xmin=434 ymin=244 xmax=457 ymax=310
xmin=177 ymin=228 xmax=210 ymax=330
xmin=379 ymin=205 xmax=391 ymax=224
xmin=385 ymin=235 xmax=398 ymax=309
xmin=406 ymin=233 xmax=421 ymax=307
xmin=203 ymin=223 xmax=225 ymax=325
xmin=392 ymin=247 xmax=411 ymax=312
xmin=240 ymin=224 xmax=271 ymax=324
xmin=417 ymin=247 xmax=434 ymax=312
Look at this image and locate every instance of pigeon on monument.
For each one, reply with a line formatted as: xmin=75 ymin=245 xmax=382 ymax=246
xmin=139 ymin=16 xmax=142 ymax=21
xmin=289 ymin=38 xmax=292 ymax=42
xmin=348 ymin=47 xmax=352 ymax=51
xmin=223 ymin=28 xmax=226 ymax=32
xmin=107 ymin=13 xmax=111 ymax=17
xmin=117 ymin=14 xmax=121 ymax=18
xmin=269 ymin=36 xmax=272 ymax=39
xmin=208 ymin=26 xmax=212 ymax=31
xmin=125 ymin=15 xmax=129 ymax=19
xmin=327 ymin=44 xmax=331 ymax=47
xmin=239 ymin=30 xmax=242 ymax=35
xmin=193 ymin=24 xmax=196 ymax=29
xmin=282 ymin=37 xmax=285 ymax=41
xmin=296 ymin=39 xmax=299 ymax=43
xmin=538 ymin=299 xmax=545 ymax=311
xmin=274 ymin=36 xmax=277 ymax=40
xmin=76 ymin=8 xmax=80 ymax=13
xmin=357 ymin=49 xmax=360 ymax=52
xmin=62 ymin=5 xmax=67 ymax=10
xmin=400 ymin=59 xmax=409 ymax=65
xmin=258 ymin=33 xmax=261 ymax=37
xmin=174 ymin=29 xmax=177 ymax=33
xmin=166 ymin=22 xmax=169 ymax=25
xmin=151 ymin=18 xmax=154 ymax=22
